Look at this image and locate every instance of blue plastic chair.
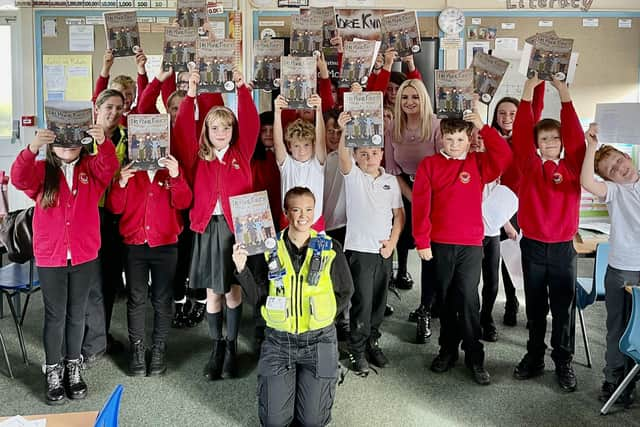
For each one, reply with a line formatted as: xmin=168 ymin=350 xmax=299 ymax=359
xmin=601 ymin=287 xmax=640 ymax=415
xmin=0 ymin=259 xmax=40 ymax=368
xmin=575 ymin=242 xmax=609 ymax=368
xmin=94 ymin=384 xmax=124 ymax=427
xmin=0 ymin=325 xmax=12 ymax=378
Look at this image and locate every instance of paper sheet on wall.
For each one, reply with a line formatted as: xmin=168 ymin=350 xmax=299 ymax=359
xmin=43 ymin=55 xmax=93 ymax=102
xmin=493 ymin=37 xmax=519 ymax=58
xmin=465 ymin=41 xmax=490 ymax=68
xmin=594 ymin=103 xmax=640 ymax=145
xmin=500 ymin=235 xmax=523 ymax=290
xmin=69 ymin=25 xmax=94 ymax=52
xmin=143 ymin=54 xmax=167 ymax=113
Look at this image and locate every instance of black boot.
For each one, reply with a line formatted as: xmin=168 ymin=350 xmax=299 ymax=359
xmin=503 ymin=298 xmax=520 ymax=327
xmin=149 ymin=342 xmax=167 ymax=376
xmin=172 ymin=300 xmax=191 ymax=328
xmin=416 ymin=312 xmax=432 ymax=344
xmin=222 ymin=338 xmax=238 ymax=379
xmin=187 ymin=301 xmax=207 ymax=327
xmin=204 ymin=339 xmax=226 ymax=380
xmin=45 ymin=363 xmax=66 ymax=405
xmin=408 ymin=304 xmax=428 ymax=323
xmin=128 ymin=340 xmax=147 ymax=377
xmin=64 ymin=358 xmax=88 ymax=399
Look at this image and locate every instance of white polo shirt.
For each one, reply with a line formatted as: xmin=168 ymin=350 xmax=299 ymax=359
xmin=343 ymin=161 xmax=403 ymax=254
xmin=604 ymin=180 xmax=640 ymax=270
xmin=279 ymin=154 xmax=325 ymax=224
xmin=323 ymin=151 xmax=347 ymax=231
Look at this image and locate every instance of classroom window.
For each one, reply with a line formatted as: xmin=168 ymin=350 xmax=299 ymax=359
xmin=0 ymin=25 xmax=11 ymax=138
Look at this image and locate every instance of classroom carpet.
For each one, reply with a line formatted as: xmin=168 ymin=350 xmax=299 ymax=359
xmin=0 ymin=254 xmax=638 ymax=426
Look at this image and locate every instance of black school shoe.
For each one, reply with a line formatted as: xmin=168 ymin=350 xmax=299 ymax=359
xmin=45 ymin=363 xmax=66 ymax=405
xmin=555 ymin=360 xmax=577 ymax=392
xmin=513 ymin=354 xmax=545 ymax=380
xmin=416 ymin=313 xmax=432 ymax=344
xmin=187 ymin=301 xmax=207 ymax=327
xmin=349 ymin=352 xmax=370 ymax=376
xmin=204 ymin=339 xmax=226 ymax=380
xmin=481 ymin=325 xmax=498 ymax=342
xmin=468 ymin=364 xmax=491 ymax=386
xmin=128 ymin=340 xmax=147 ymax=376
xmin=149 ymin=342 xmax=167 ymax=376
xmin=503 ymin=299 xmax=520 ymax=327
xmin=172 ymin=300 xmax=192 ymax=328
xmin=64 ymin=358 xmax=88 ymax=399
xmin=430 ymin=352 xmax=458 ymax=373
xmin=367 ymin=340 xmax=389 ymax=368
xmin=384 ymin=305 xmax=394 ymax=317
xmin=393 ymin=272 xmax=414 ymax=290
xmin=600 ymin=380 xmax=636 ymax=405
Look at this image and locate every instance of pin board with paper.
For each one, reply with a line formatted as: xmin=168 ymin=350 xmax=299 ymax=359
xmin=464 ymin=16 xmax=640 ymax=123
xmin=42 ymin=55 xmax=93 ymax=102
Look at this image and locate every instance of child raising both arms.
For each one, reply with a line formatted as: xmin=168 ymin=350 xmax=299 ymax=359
xmin=11 ymin=125 xmax=119 ymax=404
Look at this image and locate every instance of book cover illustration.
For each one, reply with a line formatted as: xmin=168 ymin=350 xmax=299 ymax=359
xmin=103 ymin=10 xmax=140 ymax=57
xmin=253 ymin=39 xmax=285 ymax=91
xmin=128 ymin=114 xmax=171 ymax=171
xmin=435 ymin=69 xmax=474 ymax=119
xmin=280 ymin=56 xmax=317 ymax=110
xmin=525 ymin=30 xmax=557 ymax=45
xmin=380 ymin=11 xmax=421 ymax=57
xmin=342 ymin=92 xmax=384 ymax=147
xmin=230 ymin=190 xmax=277 ymax=256
xmin=523 ymin=32 xmax=574 ymax=81
xmin=338 ymin=40 xmax=377 ymax=88
xmin=302 ymin=6 xmax=337 ymax=48
xmin=290 ymin=13 xmax=323 ymax=57
xmin=195 ymin=39 xmax=236 ymax=94
xmin=471 ymin=52 xmax=509 ymax=104
xmin=162 ymin=26 xmax=198 ymax=72
xmin=45 ymin=102 xmax=94 ymax=147
xmin=176 ymin=0 xmax=207 ymax=36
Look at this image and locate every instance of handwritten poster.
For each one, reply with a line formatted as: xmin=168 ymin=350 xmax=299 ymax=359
xmin=42 ymin=55 xmax=93 ymax=102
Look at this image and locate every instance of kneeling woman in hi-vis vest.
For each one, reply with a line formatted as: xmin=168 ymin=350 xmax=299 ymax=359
xmin=233 ymin=186 xmax=353 ymax=427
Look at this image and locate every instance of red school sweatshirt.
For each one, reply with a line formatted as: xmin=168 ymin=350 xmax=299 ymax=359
xmin=10 ymin=142 xmax=119 ymax=267
xmin=106 ymin=169 xmax=192 ymax=247
xmin=172 ymin=85 xmax=260 ymax=233
xmin=412 ymin=125 xmax=512 ymax=249
xmin=512 ymin=98 xmax=586 ymax=243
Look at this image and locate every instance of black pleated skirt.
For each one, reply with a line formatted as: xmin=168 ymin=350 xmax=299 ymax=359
xmin=189 ymin=215 xmax=235 ymax=294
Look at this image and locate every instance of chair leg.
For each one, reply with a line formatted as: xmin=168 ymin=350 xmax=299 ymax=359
xmin=4 ymin=293 xmax=29 ymax=365
xmin=0 ymin=328 xmax=13 ymax=378
xmin=19 ymin=293 xmax=31 ymax=326
xmin=601 ymin=364 xmax=640 ymax=415
xmin=577 ymin=308 xmax=592 ymax=368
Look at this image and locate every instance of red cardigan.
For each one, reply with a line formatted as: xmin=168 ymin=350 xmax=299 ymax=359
xmin=412 ymin=125 xmax=512 ymax=249
xmin=92 ymin=73 xmax=157 ymax=126
xmin=512 ymin=97 xmax=586 ymax=243
xmin=106 ymin=169 xmax=192 ymax=247
xmin=10 ymin=142 xmax=119 ymax=267
xmin=173 ymin=85 xmax=260 ymax=233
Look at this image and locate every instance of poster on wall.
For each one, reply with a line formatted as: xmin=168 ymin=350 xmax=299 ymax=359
xmin=335 ymin=8 xmax=402 ymax=41
xmin=42 ymin=55 xmax=93 ymax=102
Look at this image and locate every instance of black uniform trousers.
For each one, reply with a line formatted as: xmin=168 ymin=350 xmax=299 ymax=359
xmin=480 ymin=236 xmax=501 ymax=330
xmin=432 ymin=243 xmax=484 ymax=364
xmin=258 ymin=325 xmax=338 ymax=427
xmin=520 ymin=237 xmax=576 ymax=363
xmin=82 ymin=209 xmax=125 ymax=357
xmin=346 ymin=251 xmax=392 ymax=354
xmin=125 ymin=244 xmax=177 ymax=344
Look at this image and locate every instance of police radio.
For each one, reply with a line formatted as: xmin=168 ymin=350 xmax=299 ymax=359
xmin=307 ymin=236 xmax=332 ymax=286
xmin=267 ymin=251 xmax=286 ymax=295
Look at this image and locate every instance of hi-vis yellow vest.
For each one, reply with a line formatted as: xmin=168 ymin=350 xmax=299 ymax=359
xmin=98 ymin=125 xmax=127 ymax=207
xmin=261 ymin=230 xmax=337 ymax=334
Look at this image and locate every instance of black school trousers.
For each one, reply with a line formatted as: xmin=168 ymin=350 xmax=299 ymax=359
xmin=480 ymin=236 xmax=501 ymax=329
xmin=39 ymin=259 xmax=100 ymax=365
xmin=432 ymin=243 xmax=484 ymax=364
xmin=520 ymin=237 xmax=576 ymax=363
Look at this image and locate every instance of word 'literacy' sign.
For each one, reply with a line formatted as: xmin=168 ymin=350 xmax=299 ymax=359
xmin=506 ymin=0 xmax=594 ymax=12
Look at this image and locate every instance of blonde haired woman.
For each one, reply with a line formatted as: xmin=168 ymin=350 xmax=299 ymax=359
xmin=385 ymin=78 xmax=441 ymax=344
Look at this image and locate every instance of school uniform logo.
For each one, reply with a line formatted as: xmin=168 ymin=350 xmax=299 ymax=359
xmin=231 ymin=158 xmax=240 ymax=170
xmin=459 ymin=171 xmax=471 ymax=184
xmin=79 ymin=172 xmax=89 ymax=185
xmin=552 ymin=172 xmax=563 ymax=184
xmin=383 ymin=184 xmax=391 ymax=190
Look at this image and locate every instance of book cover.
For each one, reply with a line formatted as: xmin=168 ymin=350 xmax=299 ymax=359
xmin=195 ymin=39 xmax=236 ymax=94
xmin=162 ymin=26 xmax=198 ymax=72
xmin=280 ymin=56 xmax=317 ymax=110
xmin=103 ymin=10 xmax=140 ymax=58
xmin=523 ymin=33 xmax=574 ymax=81
xmin=471 ymin=52 xmax=509 ymax=104
xmin=435 ymin=69 xmax=474 ymax=119
xmin=230 ymin=190 xmax=277 ymax=256
xmin=322 ymin=46 xmax=340 ymax=81
xmin=176 ymin=0 xmax=207 ymax=36
xmin=342 ymin=92 xmax=384 ymax=148
xmin=380 ymin=11 xmax=421 ymax=57
xmin=302 ymin=6 xmax=337 ymax=48
xmin=128 ymin=114 xmax=171 ymax=171
xmin=290 ymin=13 xmax=323 ymax=57
xmin=338 ymin=40 xmax=377 ymax=89
xmin=45 ymin=102 xmax=94 ymax=147
xmin=252 ymin=39 xmax=285 ymax=91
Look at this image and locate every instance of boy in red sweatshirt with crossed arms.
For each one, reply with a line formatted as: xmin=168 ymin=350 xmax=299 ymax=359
xmin=413 ymin=106 xmax=512 ymax=385
xmin=511 ymin=73 xmax=586 ymax=392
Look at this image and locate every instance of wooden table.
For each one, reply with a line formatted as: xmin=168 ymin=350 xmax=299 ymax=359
xmin=573 ymin=235 xmax=607 ymax=257
xmin=0 ymin=411 xmax=98 ymax=427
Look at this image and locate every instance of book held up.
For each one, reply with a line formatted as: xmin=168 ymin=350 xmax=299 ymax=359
xmin=435 ymin=69 xmax=474 ymax=119
xmin=195 ymin=39 xmax=236 ymax=94
xmin=45 ymin=102 xmax=94 ymax=147
xmin=103 ymin=10 xmax=141 ymax=57
xmin=280 ymin=56 xmax=317 ymax=110
xmin=253 ymin=39 xmax=285 ymax=91
xmin=342 ymin=92 xmax=384 ymax=148
xmin=380 ymin=11 xmax=421 ymax=57
xmin=230 ymin=191 xmax=277 ymax=256
xmin=128 ymin=114 xmax=171 ymax=171
xmin=162 ymin=27 xmax=198 ymax=72
xmin=470 ymin=52 xmax=509 ymax=104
